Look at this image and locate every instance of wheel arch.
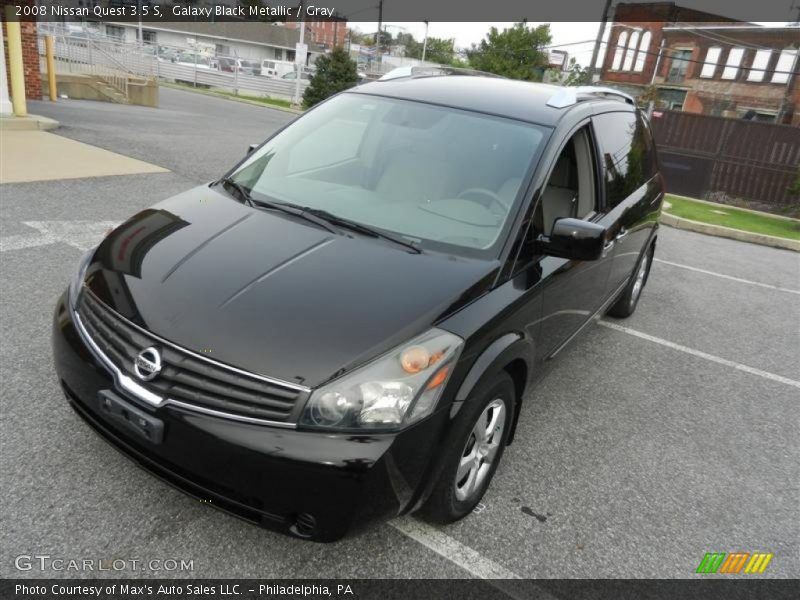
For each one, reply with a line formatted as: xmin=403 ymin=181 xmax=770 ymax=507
xmin=453 ymin=333 xmax=533 ymax=445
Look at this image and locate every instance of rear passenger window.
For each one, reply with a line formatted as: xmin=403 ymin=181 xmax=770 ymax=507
xmin=593 ymin=112 xmax=658 ymax=208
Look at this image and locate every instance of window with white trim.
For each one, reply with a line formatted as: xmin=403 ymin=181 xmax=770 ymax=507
xmin=721 ymin=48 xmax=745 ymax=80
xmin=633 ymin=31 xmax=651 ymax=72
xmin=747 ymin=49 xmax=772 ymax=82
xmin=622 ymin=31 xmax=640 ymax=71
xmin=611 ymin=31 xmax=628 ymax=71
xmin=771 ymin=48 xmax=798 ymax=84
xmin=700 ymin=47 xmax=721 ymax=78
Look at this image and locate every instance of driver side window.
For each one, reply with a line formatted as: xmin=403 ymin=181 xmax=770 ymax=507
xmin=533 ymin=127 xmax=596 ymax=236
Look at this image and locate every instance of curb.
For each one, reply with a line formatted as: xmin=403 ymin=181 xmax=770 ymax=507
xmin=666 ymin=193 xmax=799 ymax=221
xmin=661 ymin=212 xmax=800 ymax=252
xmin=0 ymin=114 xmax=60 ymax=131
xmin=159 ymin=82 xmax=303 ymax=115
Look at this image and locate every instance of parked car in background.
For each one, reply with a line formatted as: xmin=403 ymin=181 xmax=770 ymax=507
xmin=240 ymin=60 xmax=262 ymax=76
xmin=217 ymin=58 xmax=262 ymax=76
xmin=175 ymin=53 xmax=213 ymax=69
xmin=53 ymin=70 xmax=663 ymax=542
xmin=156 ymin=47 xmax=179 ymax=63
xmin=261 ymin=59 xmax=296 ymax=78
xmin=281 ymin=70 xmax=311 ymax=81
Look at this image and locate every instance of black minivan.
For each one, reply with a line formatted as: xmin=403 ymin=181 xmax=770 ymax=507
xmin=53 ymin=72 xmax=663 ymax=541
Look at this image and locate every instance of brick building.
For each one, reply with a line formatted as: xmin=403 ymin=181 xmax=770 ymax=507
xmin=599 ymin=2 xmax=799 ymax=124
xmin=285 ymin=18 xmax=348 ymax=49
xmin=1 ymin=0 xmax=42 ymax=101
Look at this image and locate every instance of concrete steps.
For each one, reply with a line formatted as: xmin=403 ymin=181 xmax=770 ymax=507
xmin=94 ymin=80 xmax=130 ymax=104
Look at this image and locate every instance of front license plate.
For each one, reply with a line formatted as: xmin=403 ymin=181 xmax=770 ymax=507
xmin=96 ymin=389 xmax=164 ymax=445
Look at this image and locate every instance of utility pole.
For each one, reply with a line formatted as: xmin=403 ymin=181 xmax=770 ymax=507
xmin=137 ymin=0 xmax=143 ymax=47
xmin=587 ymin=0 xmax=613 ymax=84
xmin=376 ymin=0 xmax=383 ymax=46
xmin=294 ymin=4 xmax=306 ymax=106
xmin=647 ymin=37 xmax=666 ymax=118
xmin=422 ymin=20 xmax=429 ymax=63
xmin=334 ymin=16 xmax=339 ymax=48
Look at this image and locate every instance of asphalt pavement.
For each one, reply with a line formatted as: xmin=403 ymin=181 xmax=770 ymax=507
xmin=1 ymin=88 xmax=798 ymax=580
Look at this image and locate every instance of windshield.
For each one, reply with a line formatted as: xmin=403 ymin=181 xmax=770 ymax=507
xmin=229 ymin=93 xmax=548 ymax=256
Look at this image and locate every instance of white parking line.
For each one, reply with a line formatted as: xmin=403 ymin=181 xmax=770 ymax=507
xmin=0 ymin=221 xmax=119 ymax=252
xmin=598 ymin=321 xmax=800 ymax=389
xmin=389 ymin=517 xmax=522 ymax=580
xmin=654 ymin=258 xmax=800 ymax=295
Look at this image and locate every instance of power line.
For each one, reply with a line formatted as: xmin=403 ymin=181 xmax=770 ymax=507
xmin=542 ymin=39 xmax=600 ymax=50
xmin=666 ymin=26 xmax=778 ymax=52
xmin=467 ymin=40 xmax=798 ymax=77
xmin=464 ymin=40 xmax=798 ymax=76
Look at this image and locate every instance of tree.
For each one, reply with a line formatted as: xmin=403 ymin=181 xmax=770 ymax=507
xmin=405 ymin=36 xmax=456 ymax=64
xmin=467 ymin=23 xmax=552 ymax=81
xmin=563 ymin=57 xmax=591 ymax=86
xmin=302 ymin=47 xmax=359 ymax=109
xmin=347 ymin=26 xmax=364 ymax=41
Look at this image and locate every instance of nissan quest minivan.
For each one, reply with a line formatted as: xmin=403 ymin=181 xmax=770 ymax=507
xmin=53 ymin=70 xmax=663 ymax=542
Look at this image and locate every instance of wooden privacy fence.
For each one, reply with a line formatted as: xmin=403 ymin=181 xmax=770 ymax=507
xmin=649 ymin=110 xmax=799 ymax=209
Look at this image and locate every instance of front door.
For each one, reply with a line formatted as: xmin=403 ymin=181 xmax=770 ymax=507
xmin=535 ymin=124 xmax=615 ymax=360
xmin=591 ymin=111 xmax=662 ymax=294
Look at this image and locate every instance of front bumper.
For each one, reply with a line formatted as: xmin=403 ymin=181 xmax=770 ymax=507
xmin=52 ymin=291 xmax=447 ymax=541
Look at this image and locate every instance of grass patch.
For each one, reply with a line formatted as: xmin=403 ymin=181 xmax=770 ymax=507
xmin=160 ymin=81 xmax=298 ymax=112
xmin=665 ymin=195 xmax=800 ymax=241
xmin=213 ymin=90 xmax=294 ymax=110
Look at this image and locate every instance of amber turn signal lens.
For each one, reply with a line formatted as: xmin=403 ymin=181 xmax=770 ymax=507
xmin=426 ymin=365 xmax=450 ymax=390
xmin=400 ymin=345 xmax=430 ymax=373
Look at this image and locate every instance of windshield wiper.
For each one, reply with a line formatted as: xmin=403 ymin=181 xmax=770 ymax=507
xmin=302 ymin=207 xmax=421 ymax=254
xmin=218 ymin=177 xmax=253 ymax=206
xmin=217 ymin=178 xmax=339 ymax=234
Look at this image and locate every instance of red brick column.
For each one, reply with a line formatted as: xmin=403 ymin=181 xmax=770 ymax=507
xmin=2 ymin=0 xmax=42 ymax=100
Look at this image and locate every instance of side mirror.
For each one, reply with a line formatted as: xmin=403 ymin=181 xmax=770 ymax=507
xmin=537 ymin=218 xmax=607 ymax=261
xmin=247 ymin=143 xmax=259 ymax=155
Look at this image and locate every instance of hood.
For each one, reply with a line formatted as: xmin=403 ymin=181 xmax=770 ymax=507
xmin=84 ymin=185 xmax=498 ymax=387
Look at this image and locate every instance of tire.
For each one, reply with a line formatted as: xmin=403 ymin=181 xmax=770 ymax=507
xmin=607 ymin=242 xmax=654 ymax=318
xmin=421 ymin=372 xmax=515 ymax=524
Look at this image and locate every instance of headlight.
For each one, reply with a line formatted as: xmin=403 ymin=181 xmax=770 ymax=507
xmin=68 ymin=247 xmax=96 ymax=309
xmin=300 ymin=328 xmax=464 ymax=431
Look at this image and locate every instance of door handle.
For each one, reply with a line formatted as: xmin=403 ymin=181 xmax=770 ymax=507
xmin=615 ymin=228 xmax=629 ymax=240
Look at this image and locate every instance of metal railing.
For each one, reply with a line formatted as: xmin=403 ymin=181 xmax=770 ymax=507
xmin=37 ymin=35 xmax=141 ymax=100
xmin=38 ymin=26 xmax=310 ymax=102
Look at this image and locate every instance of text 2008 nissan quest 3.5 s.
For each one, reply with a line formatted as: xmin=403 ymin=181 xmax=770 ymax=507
xmin=53 ymin=70 xmax=663 ymax=542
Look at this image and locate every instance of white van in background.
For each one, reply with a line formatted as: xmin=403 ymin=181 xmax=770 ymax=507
xmin=260 ymin=60 xmax=296 ymax=78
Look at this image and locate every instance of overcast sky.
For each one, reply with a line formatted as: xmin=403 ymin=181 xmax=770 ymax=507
xmin=352 ymin=21 xmax=795 ymax=68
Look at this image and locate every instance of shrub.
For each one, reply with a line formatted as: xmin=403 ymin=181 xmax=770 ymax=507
xmin=302 ymin=47 xmax=359 ymax=109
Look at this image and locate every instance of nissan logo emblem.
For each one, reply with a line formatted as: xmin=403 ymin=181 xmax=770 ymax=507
xmin=134 ymin=347 xmax=162 ymax=381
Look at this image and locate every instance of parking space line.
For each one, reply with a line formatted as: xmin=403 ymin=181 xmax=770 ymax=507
xmin=598 ymin=321 xmax=800 ymax=389
xmin=389 ymin=517 xmax=522 ymax=580
xmin=653 ymin=258 xmax=800 ymax=295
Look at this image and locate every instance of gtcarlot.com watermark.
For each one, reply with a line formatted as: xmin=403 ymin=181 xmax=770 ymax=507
xmin=14 ymin=554 xmax=194 ymax=573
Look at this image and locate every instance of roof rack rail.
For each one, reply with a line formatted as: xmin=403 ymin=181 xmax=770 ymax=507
xmin=379 ymin=65 xmax=506 ymax=81
xmin=546 ymin=86 xmax=635 ymax=109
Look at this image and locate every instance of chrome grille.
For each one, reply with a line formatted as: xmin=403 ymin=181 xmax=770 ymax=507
xmin=76 ymin=289 xmax=306 ymax=423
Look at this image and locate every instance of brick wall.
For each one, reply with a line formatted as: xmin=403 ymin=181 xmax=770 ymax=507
xmin=2 ymin=0 xmax=42 ymax=100
xmin=286 ymin=20 xmax=348 ymax=48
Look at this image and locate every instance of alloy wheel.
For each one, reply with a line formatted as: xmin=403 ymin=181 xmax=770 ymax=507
xmin=630 ymin=252 xmax=649 ymax=306
xmin=454 ymin=399 xmax=506 ymax=502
